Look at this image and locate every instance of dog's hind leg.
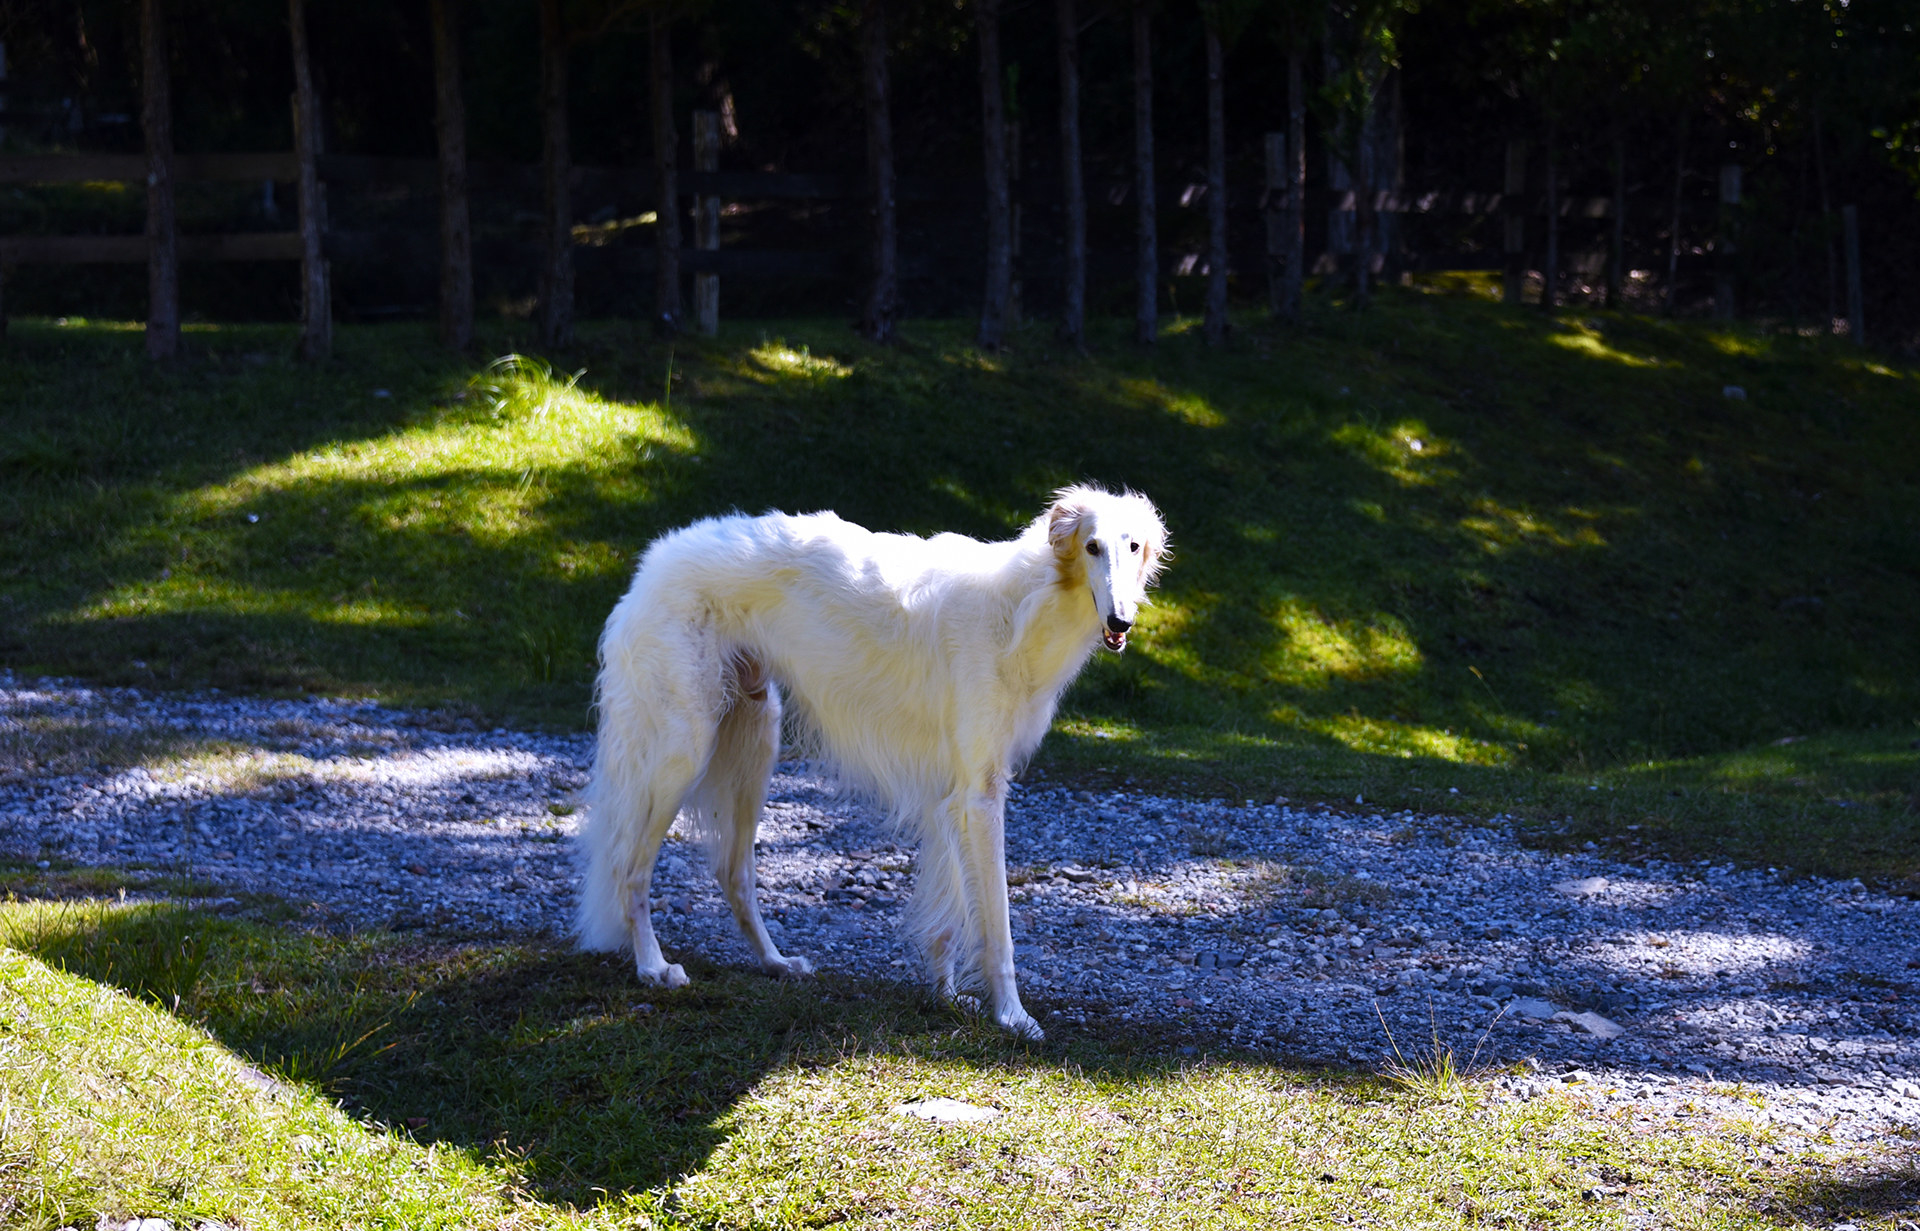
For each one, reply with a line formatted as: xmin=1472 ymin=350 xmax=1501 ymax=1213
xmin=707 ymin=656 xmax=813 ymax=978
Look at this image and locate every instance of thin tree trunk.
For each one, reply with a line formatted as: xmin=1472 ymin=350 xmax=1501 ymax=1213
xmin=651 ymin=11 xmax=681 ymax=333
xmin=430 ymin=0 xmax=472 ymax=350
xmin=1541 ymin=114 xmax=1559 ymax=314
xmin=289 ymin=0 xmax=329 ymax=360
xmin=1606 ymin=120 xmax=1624 ymax=309
xmin=860 ymin=0 xmax=897 ymax=343
xmin=1131 ymin=0 xmax=1156 ymax=346
xmin=1813 ymin=104 xmax=1836 ymax=329
xmin=1055 ymin=0 xmax=1085 ymax=348
xmin=1202 ymin=3 xmax=1227 ymax=345
xmin=1665 ymin=111 xmax=1686 ymax=316
xmin=538 ymin=0 xmax=573 ymax=348
xmin=1283 ymin=45 xmax=1305 ymax=323
xmin=1351 ymin=92 xmax=1373 ymax=310
xmin=975 ymin=0 xmax=1011 ymax=350
xmin=141 ymin=0 xmax=178 ymax=360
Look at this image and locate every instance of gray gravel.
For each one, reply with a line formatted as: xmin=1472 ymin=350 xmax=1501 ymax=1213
xmin=4 ymin=674 xmax=1916 ymax=1148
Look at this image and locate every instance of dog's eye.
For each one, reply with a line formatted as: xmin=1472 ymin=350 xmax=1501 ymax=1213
xmin=1130 ymin=542 xmax=1141 ymax=554
xmin=1086 ymin=541 xmax=1101 ymax=557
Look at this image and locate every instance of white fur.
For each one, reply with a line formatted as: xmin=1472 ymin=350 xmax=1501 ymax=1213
xmin=574 ymin=485 xmax=1167 ymax=1038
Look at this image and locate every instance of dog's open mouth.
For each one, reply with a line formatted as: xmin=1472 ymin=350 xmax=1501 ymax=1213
xmin=1102 ymin=628 xmax=1128 ymax=652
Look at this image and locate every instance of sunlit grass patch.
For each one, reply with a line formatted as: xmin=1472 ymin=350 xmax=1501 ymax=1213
xmin=1458 ymin=497 xmax=1611 ymax=556
xmin=1329 ymin=419 xmax=1457 ymax=487
xmin=0 ymin=943 xmax=525 ymax=1231
xmin=1116 ymin=376 xmax=1228 ymax=428
xmin=1548 ymin=323 xmax=1668 ymax=368
xmin=1264 ymin=599 xmax=1424 ymax=688
xmin=746 ymin=338 xmax=853 ymax=381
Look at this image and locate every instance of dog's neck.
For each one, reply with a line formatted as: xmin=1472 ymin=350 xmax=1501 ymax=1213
xmin=1004 ymin=545 xmax=1103 ymax=700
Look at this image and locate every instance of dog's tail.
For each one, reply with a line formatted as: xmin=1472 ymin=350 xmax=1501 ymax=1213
xmin=900 ymin=794 xmax=986 ymax=990
xmin=574 ymin=563 xmax=724 ymax=953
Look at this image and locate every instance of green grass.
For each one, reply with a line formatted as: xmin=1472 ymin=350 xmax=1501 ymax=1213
xmin=1 ymin=288 xmax=1917 ymax=885
xmin=5 ymin=897 xmax=1914 ymax=1230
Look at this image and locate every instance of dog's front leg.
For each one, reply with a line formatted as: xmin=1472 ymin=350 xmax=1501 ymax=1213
xmin=957 ymin=782 xmax=1043 ymax=1040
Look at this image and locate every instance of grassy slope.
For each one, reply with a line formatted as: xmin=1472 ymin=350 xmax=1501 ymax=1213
xmin=0 ymin=288 xmax=1916 ymax=882
xmin=4 ymin=896 xmax=1900 ymax=1231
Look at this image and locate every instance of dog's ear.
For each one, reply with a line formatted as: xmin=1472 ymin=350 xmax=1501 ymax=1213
xmin=1047 ymin=494 xmax=1094 ymax=561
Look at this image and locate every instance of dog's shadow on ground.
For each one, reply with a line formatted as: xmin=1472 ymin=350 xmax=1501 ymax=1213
xmin=4 ymin=898 xmax=1277 ymax=1211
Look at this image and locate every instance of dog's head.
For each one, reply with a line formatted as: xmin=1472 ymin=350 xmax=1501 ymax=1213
xmin=1047 ymin=484 xmax=1168 ymax=652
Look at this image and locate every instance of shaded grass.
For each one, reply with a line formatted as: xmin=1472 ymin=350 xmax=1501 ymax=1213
xmin=0 ymin=293 xmax=1916 ymax=883
xmin=5 ymin=896 xmax=1910 ymax=1229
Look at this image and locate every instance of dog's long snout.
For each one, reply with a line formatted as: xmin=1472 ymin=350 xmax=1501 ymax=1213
xmin=1105 ymin=613 xmax=1133 ymax=635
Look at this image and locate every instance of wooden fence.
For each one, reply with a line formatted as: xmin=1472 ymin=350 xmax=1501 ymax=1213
xmin=3 ymin=137 xmax=1850 ymax=340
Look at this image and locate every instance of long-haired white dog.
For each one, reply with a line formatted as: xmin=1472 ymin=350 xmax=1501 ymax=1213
xmin=574 ymin=484 xmax=1167 ymax=1038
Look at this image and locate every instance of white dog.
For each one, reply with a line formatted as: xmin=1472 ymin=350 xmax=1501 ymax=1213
xmin=574 ymin=484 xmax=1167 ymax=1038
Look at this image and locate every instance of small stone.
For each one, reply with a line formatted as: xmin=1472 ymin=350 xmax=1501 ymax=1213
xmin=1722 ymin=385 xmax=1747 ymax=400
xmin=1511 ymin=998 xmax=1559 ymax=1019
xmin=1554 ymin=1010 xmax=1625 ymax=1040
xmin=1552 ymin=876 xmax=1610 ymax=898
xmin=895 ymin=1098 xmax=999 ymax=1123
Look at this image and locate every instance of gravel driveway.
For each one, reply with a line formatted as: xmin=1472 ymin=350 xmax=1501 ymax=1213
xmin=4 ymin=675 xmax=1915 ymax=1149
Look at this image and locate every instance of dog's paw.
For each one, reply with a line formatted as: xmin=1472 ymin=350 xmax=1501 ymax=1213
xmin=996 ymin=1008 xmax=1045 ymax=1041
xmin=636 ymin=960 xmax=690 ymax=988
xmin=763 ymin=953 xmax=815 ymax=979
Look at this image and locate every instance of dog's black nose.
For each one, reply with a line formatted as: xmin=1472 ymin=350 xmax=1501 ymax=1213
xmin=1106 ymin=614 xmax=1133 ymax=634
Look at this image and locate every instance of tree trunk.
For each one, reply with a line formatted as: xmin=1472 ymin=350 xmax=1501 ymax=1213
xmin=1841 ymin=203 xmax=1863 ymax=345
xmin=430 ymin=0 xmax=472 ymax=351
xmin=1605 ymin=121 xmax=1624 ymax=309
xmin=1503 ymin=138 xmax=1525 ymax=305
xmin=1813 ymin=104 xmax=1836 ymax=329
xmin=1202 ymin=3 xmax=1227 ymax=346
xmin=141 ymin=0 xmax=178 ymax=360
xmin=651 ymin=12 xmax=681 ymax=334
xmin=1664 ymin=112 xmax=1686 ymax=316
xmin=1131 ymin=0 xmax=1156 ymax=347
xmin=537 ymin=0 xmax=573 ymax=348
xmin=1283 ymin=45 xmax=1305 ymax=324
xmin=1541 ymin=114 xmax=1558 ymax=314
xmin=289 ymin=0 xmax=329 ymax=360
xmin=1054 ymin=0 xmax=1085 ymax=348
xmin=1714 ymin=162 xmax=1740 ymax=320
xmin=860 ymin=0 xmax=897 ymax=343
xmin=975 ymin=0 xmax=1011 ymax=350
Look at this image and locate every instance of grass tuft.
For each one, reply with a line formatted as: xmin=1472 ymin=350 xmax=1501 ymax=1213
xmin=1373 ymin=997 xmax=1500 ymax=1104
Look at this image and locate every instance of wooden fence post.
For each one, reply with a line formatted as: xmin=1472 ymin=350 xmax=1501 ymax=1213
xmin=289 ymin=0 xmax=329 ymax=361
xmin=1842 ymin=204 xmax=1863 ymax=345
xmin=141 ymin=0 xmax=179 ymax=360
xmin=1715 ymin=163 xmax=1740 ymax=320
xmin=430 ymin=0 xmax=472 ymax=351
xmin=1502 ymin=138 xmax=1525 ymax=305
xmin=692 ymin=109 xmax=720 ymax=337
